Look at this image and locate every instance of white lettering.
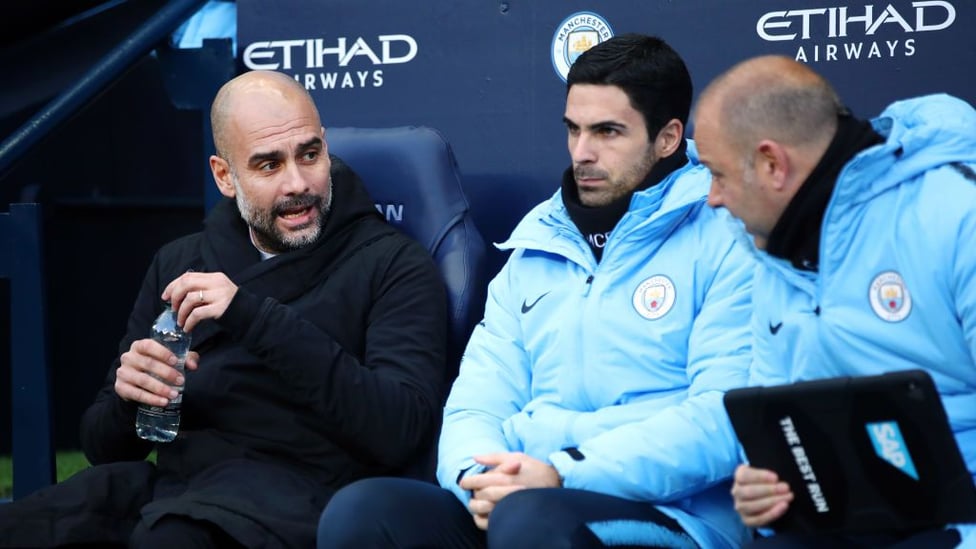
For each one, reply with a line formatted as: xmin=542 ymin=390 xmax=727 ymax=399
xmin=838 ymin=5 xmax=874 ymax=37
xmin=379 ymin=34 xmax=418 ymax=64
xmin=866 ymin=6 xmax=914 ymax=34
xmin=780 ymin=416 xmax=802 ymax=446
xmin=310 ymin=38 xmax=346 ymax=68
xmin=757 ymin=2 xmax=957 ymax=41
xmin=871 ymin=423 xmax=908 ymax=467
xmin=587 ymin=232 xmax=610 ymax=249
xmin=340 ymin=38 xmax=382 ymax=67
xmin=320 ymin=72 xmax=339 ymax=89
xmin=375 ymin=203 xmax=404 ymax=222
xmin=243 ymin=35 xmax=419 ymax=71
xmin=915 ymin=0 xmax=955 ymax=31
xmin=757 ymin=11 xmax=796 ymax=41
xmin=905 ymin=38 xmax=916 ymax=55
xmin=808 ymin=482 xmax=830 ymax=512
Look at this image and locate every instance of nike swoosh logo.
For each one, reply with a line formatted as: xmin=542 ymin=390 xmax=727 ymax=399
xmin=769 ymin=322 xmax=783 ymax=335
xmin=521 ymin=291 xmax=551 ymax=314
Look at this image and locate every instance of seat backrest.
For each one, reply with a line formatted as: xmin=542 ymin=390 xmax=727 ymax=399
xmin=326 ymin=126 xmax=488 ymax=383
xmin=327 ymin=127 xmax=488 ymax=481
xmin=0 ymin=203 xmax=55 ymax=500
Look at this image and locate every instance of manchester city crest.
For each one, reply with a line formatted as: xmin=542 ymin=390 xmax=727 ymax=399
xmin=633 ymin=275 xmax=676 ymax=320
xmin=551 ymin=11 xmax=614 ymax=82
xmin=869 ymin=271 xmax=912 ymax=322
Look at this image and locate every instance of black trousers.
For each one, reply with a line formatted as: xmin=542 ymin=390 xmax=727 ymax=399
xmin=317 ymin=477 xmax=698 ymax=548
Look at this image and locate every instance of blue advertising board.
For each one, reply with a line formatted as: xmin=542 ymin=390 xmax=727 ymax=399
xmin=238 ymin=0 xmax=974 ymax=274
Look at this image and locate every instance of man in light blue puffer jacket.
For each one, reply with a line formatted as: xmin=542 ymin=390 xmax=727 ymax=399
xmin=695 ymin=55 xmax=976 ymax=548
xmin=318 ymin=34 xmax=754 ymax=549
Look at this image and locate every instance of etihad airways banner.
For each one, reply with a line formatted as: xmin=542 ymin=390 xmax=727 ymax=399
xmin=238 ymin=0 xmax=972 ymax=271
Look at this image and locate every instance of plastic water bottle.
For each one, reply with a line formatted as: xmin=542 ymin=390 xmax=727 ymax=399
xmin=135 ymin=303 xmax=191 ymax=442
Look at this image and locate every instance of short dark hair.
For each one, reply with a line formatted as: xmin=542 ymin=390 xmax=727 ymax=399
xmin=567 ymin=34 xmax=692 ymax=140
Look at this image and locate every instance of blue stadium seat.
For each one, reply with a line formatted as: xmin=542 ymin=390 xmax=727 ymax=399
xmin=327 ymin=126 xmax=488 ymax=481
xmin=327 ymin=126 xmax=488 ymax=382
xmin=0 ymin=203 xmax=55 ymax=501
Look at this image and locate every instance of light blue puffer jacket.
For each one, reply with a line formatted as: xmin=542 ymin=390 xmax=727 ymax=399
xmin=745 ymin=94 xmax=976 ymax=545
xmin=438 ymin=144 xmax=754 ymax=548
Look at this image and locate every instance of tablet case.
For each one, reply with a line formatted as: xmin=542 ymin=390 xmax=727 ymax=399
xmin=724 ymin=369 xmax=976 ymax=534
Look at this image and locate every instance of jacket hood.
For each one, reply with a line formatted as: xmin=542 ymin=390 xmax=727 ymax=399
xmin=836 ymin=94 xmax=976 ymax=205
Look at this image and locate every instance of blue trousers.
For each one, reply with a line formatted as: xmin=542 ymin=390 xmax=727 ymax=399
xmin=317 ymin=477 xmax=697 ymax=548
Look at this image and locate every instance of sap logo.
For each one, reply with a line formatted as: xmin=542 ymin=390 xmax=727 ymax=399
xmin=866 ymin=421 xmax=919 ymax=480
xmin=375 ymin=203 xmax=404 ymax=223
xmin=243 ymin=36 xmax=418 ymax=70
xmin=757 ymin=1 xmax=956 ymax=42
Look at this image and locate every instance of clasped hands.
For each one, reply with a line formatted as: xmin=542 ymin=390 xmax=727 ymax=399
xmin=459 ymin=452 xmax=562 ymax=530
xmin=114 ymin=271 xmax=238 ymax=407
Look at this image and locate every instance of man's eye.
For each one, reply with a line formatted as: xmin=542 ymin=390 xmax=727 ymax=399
xmin=302 ymin=151 xmax=319 ymax=162
xmin=259 ymin=161 xmax=279 ymax=171
xmin=598 ymin=127 xmax=619 ymax=136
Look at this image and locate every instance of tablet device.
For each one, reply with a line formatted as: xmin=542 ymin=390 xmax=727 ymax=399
xmin=724 ymin=369 xmax=976 ymax=535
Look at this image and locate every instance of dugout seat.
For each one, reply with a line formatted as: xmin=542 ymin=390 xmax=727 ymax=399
xmin=326 ymin=126 xmax=489 ymax=479
xmin=327 ymin=126 xmax=488 ymax=381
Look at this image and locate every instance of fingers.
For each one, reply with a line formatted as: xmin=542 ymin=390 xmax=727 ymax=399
xmin=732 ymin=465 xmax=793 ymax=527
xmin=472 ymin=484 xmax=525 ymax=505
xmin=161 ymin=271 xmax=238 ymax=332
xmin=737 ymin=492 xmax=793 ymax=527
xmin=114 ymin=339 xmax=185 ymax=406
xmin=467 ymin=484 xmax=526 ymax=531
xmin=184 ymin=351 xmax=201 ymax=371
xmin=735 ymin=464 xmax=780 ymax=485
xmin=460 ymin=469 xmax=520 ymax=492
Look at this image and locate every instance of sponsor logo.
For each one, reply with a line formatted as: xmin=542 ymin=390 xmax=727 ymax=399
xmin=769 ymin=321 xmax=784 ymax=335
xmin=632 ymin=275 xmax=676 ymax=320
xmin=755 ymin=1 xmax=957 ymax=64
xmin=242 ymin=35 xmax=418 ymax=90
xmin=866 ymin=421 xmax=919 ymax=479
xmin=551 ymin=11 xmax=614 ymax=82
xmin=869 ymin=271 xmax=912 ymax=322
xmin=521 ymin=291 xmax=550 ymax=314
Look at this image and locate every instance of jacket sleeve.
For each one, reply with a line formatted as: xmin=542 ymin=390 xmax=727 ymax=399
xmin=549 ymin=238 xmax=754 ymax=502
xmin=79 ymin=253 xmax=163 ymax=465
xmin=217 ymin=239 xmax=447 ymax=468
xmin=436 ymin=255 xmax=530 ymax=503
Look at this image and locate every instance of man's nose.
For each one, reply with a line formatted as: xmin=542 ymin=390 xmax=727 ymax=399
xmin=706 ymin=184 xmax=723 ymax=208
xmin=281 ymin=163 xmax=310 ymax=194
xmin=570 ymin=134 xmax=596 ymax=164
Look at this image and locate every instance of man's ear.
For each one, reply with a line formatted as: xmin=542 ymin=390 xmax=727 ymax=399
xmin=754 ymin=140 xmax=791 ymax=191
xmin=654 ymin=119 xmax=684 ymax=158
xmin=210 ymin=155 xmax=236 ymax=198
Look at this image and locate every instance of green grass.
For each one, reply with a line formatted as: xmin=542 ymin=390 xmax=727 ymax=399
xmin=0 ymin=450 xmax=155 ymax=499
